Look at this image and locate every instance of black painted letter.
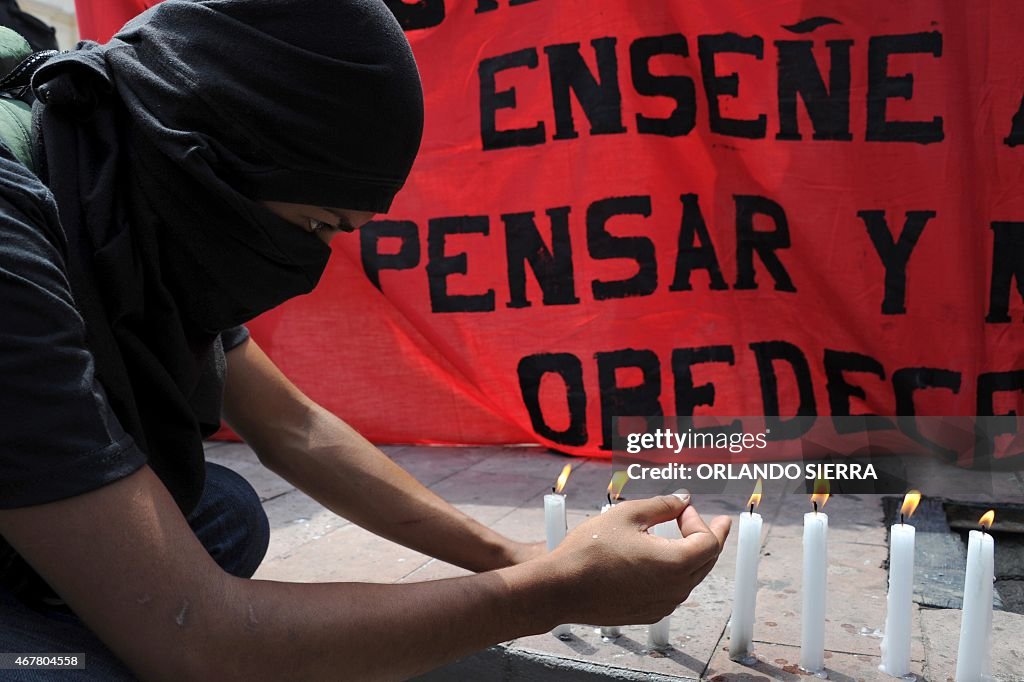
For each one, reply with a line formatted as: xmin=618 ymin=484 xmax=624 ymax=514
xmin=698 ymin=33 xmax=767 ymax=139
xmin=986 ymin=221 xmax=1024 ymax=323
xmin=596 ymin=349 xmax=663 ymax=450
xmin=427 ymin=216 xmax=496 ymax=313
xmin=360 ymin=220 xmax=421 ymax=291
xmin=866 ymin=33 xmax=944 ymax=143
xmin=480 ymin=48 xmax=546 ymax=150
xmin=857 ymin=210 xmax=934 ymax=314
xmin=587 ymin=196 xmax=657 ymax=300
xmin=735 ymin=195 xmax=796 ymax=292
xmin=671 ymin=193 xmax=728 ymax=291
xmin=503 ymin=207 xmax=580 ymax=308
xmin=776 ymin=39 xmax=853 ymax=141
xmin=630 ymin=34 xmax=696 ymax=137
xmin=518 ymin=353 xmax=588 ymax=446
xmin=545 ymin=38 xmax=626 ymax=140
xmin=750 ymin=340 xmax=816 ymax=439
xmin=824 ymin=349 xmax=893 ymax=432
xmin=672 ymin=345 xmax=735 ymax=416
xmin=384 ymin=0 xmax=445 ymax=30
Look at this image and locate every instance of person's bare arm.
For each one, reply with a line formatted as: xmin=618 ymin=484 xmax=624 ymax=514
xmin=222 ymin=337 xmax=540 ymax=571
xmin=0 ymin=473 xmax=728 ymax=680
xmin=0 ymin=465 xmax=552 ymax=680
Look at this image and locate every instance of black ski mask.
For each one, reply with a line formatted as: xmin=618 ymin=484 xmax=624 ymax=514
xmin=101 ymin=0 xmax=424 ymax=334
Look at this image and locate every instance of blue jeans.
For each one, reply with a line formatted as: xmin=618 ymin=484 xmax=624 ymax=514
xmin=0 ymin=462 xmax=270 ymax=680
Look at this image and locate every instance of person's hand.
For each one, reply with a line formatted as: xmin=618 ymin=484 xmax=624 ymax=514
xmin=539 ymin=491 xmax=730 ymax=626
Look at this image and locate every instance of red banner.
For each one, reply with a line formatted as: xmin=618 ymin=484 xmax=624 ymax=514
xmin=74 ymin=0 xmax=158 ymax=43
xmin=78 ymin=1 xmax=1024 ymax=457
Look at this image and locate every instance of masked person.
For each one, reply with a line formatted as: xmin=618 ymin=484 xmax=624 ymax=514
xmin=0 ymin=1 xmax=730 ymax=678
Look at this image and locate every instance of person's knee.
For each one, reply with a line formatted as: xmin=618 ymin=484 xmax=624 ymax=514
xmin=190 ymin=462 xmax=270 ymax=579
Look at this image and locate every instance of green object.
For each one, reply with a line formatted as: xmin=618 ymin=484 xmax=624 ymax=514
xmin=0 ymin=26 xmax=35 ymax=170
xmin=0 ymin=26 xmax=31 ymax=74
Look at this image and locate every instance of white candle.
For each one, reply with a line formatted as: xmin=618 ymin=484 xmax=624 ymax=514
xmin=647 ymin=520 xmax=679 ymax=649
xmin=598 ymin=502 xmax=621 ymax=639
xmin=544 ymin=492 xmax=566 ymax=552
xmin=880 ymin=491 xmax=920 ymax=678
xmin=544 ymin=492 xmax=571 ymax=637
xmin=800 ymin=502 xmax=828 ymax=673
xmin=955 ymin=512 xmax=995 ymax=682
xmin=880 ymin=523 xmax=915 ymax=676
xmin=729 ymin=507 xmax=763 ymax=660
xmin=545 ymin=464 xmax=573 ymax=639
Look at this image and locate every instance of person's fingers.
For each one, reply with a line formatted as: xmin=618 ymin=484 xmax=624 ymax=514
xmin=673 ymin=506 xmax=728 ymax=562
xmin=676 ymin=503 xmax=712 ymax=538
xmin=619 ymin=489 xmax=690 ymax=527
xmin=706 ymin=514 xmax=732 ymax=550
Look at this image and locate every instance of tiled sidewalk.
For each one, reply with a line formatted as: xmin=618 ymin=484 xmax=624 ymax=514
xmin=204 ymin=441 xmax=1024 ymax=681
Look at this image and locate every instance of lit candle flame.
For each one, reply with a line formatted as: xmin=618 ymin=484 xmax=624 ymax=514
xmin=979 ymin=509 xmax=995 ymax=531
xmin=900 ymin=490 xmax=921 ymax=521
xmin=810 ymin=477 xmax=829 ymax=512
xmin=746 ymin=479 xmax=763 ymax=512
xmin=553 ymin=464 xmax=572 ymax=494
xmin=607 ymin=470 xmax=628 ymax=502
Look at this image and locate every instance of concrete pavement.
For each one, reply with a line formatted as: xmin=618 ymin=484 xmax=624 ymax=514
xmin=204 ymin=441 xmax=1024 ymax=681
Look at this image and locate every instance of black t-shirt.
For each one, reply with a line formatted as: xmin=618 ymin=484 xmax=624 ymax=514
xmin=0 ymin=143 xmax=147 ymax=507
xmin=0 ymin=141 xmax=247 ymax=509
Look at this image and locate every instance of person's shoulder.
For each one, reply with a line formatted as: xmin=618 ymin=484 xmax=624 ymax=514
xmin=0 ymin=138 xmax=50 ymax=202
xmin=0 ymin=140 xmax=63 ymax=254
